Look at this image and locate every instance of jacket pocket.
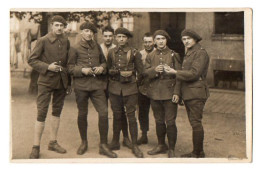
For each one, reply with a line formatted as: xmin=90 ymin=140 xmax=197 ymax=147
xmin=188 ymin=81 xmax=207 ymax=99
xmin=46 ymin=71 xmax=55 ymax=77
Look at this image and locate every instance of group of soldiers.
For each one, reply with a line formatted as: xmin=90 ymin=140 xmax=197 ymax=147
xmin=28 ymin=15 xmax=210 ymax=159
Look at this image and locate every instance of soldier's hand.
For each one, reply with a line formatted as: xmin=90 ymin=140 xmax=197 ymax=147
xmin=155 ymin=65 xmax=164 ymax=73
xmin=93 ymin=66 xmax=104 ymax=75
xmin=81 ymin=68 xmax=93 ymax=76
xmin=48 ymin=62 xmax=62 ymax=72
xmin=172 ymin=95 xmax=179 ymax=103
xmin=164 ymin=65 xmax=176 ymax=74
xmin=66 ymin=86 xmax=72 ymax=95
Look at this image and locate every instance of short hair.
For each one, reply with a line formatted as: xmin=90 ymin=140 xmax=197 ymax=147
xmin=143 ymin=32 xmax=153 ymax=40
xmin=102 ymin=26 xmax=114 ymax=34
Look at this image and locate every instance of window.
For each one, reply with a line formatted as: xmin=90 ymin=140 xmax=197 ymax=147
xmin=213 ymin=12 xmax=244 ymax=40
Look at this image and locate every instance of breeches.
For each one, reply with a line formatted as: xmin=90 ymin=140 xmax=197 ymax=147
xmin=37 ymin=85 xmax=66 ymax=122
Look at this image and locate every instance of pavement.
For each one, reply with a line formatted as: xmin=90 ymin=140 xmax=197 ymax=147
xmin=10 ymin=76 xmax=247 ymax=160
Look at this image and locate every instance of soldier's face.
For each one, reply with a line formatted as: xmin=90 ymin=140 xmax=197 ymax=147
xmin=103 ymin=31 xmax=114 ymax=46
xmin=182 ymin=36 xmax=196 ymax=49
xmin=51 ymin=22 xmax=65 ymax=35
xmin=116 ymin=34 xmax=128 ymax=46
xmin=82 ymin=29 xmax=94 ymax=41
xmin=154 ymin=35 xmax=167 ymax=49
xmin=143 ymin=36 xmax=154 ymax=51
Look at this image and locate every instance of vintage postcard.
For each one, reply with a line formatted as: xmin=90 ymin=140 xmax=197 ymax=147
xmin=9 ymin=8 xmax=252 ymax=163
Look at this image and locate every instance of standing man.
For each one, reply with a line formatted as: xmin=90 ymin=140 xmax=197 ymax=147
xmin=145 ymin=30 xmax=181 ymax=158
xmin=100 ymin=26 xmax=132 ymax=149
xmin=67 ymin=22 xmax=117 ymax=158
xmin=164 ymin=29 xmax=210 ymax=158
xmin=137 ymin=32 xmax=154 ymax=145
xmin=28 ymin=15 xmax=71 ymax=159
xmin=107 ymin=27 xmax=144 ymax=158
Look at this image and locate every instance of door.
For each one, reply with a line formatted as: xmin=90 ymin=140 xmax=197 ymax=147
xmin=150 ymin=12 xmax=186 ymax=58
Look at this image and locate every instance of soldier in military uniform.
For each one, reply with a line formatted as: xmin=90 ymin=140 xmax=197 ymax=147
xmin=68 ymin=22 xmax=117 ymax=158
xmin=28 ymin=15 xmax=71 ymax=159
xmin=100 ymin=26 xmax=132 ymax=149
xmin=107 ymin=27 xmax=144 ymax=158
xmin=145 ymin=30 xmax=182 ymax=158
xmin=164 ymin=29 xmax=210 ymax=158
xmin=137 ymin=32 xmax=154 ymax=145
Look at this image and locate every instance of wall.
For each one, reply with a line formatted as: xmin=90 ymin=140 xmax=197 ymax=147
xmin=185 ymin=12 xmax=245 ymax=87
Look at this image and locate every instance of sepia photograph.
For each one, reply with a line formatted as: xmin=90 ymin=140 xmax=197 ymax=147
xmin=9 ymin=8 xmax=252 ymax=163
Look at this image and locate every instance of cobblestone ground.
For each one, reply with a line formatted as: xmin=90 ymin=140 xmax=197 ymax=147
xmin=10 ymin=76 xmax=247 ymax=161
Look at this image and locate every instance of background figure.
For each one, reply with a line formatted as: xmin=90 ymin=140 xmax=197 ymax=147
xmin=137 ymin=32 xmax=154 ymax=145
xmin=165 ymin=29 xmax=210 ymax=158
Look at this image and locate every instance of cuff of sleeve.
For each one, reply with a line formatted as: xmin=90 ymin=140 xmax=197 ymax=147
xmin=100 ymin=65 xmax=107 ymax=75
xmin=147 ymin=67 xmax=158 ymax=79
xmin=74 ymin=66 xmax=83 ymax=77
xmin=40 ymin=63 xmax=50 ymax=74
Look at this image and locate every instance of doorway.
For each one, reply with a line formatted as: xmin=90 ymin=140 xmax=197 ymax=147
xmin=150 ymin=12 xmax=186 ymax=58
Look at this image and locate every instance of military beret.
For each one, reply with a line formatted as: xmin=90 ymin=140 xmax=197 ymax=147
xmin=181 ymin=29 xmax=202 ymax=42
xmin=51 ymin=15 xmax=67 ymax=26
xmin=153 ymin=30 xmax=171 ymax=40
xmin=80 ymin=21 xmax=97 ymax=33
xmin=115 ymin=27 xmax=133 ymax=38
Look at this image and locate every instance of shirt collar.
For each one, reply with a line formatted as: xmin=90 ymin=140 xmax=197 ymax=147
xmin=47 ymin=32 xmax=66 ymax=44
xmin=80 ymin=39 xmax=96 ymax=49
xmin=101 ymin=43 xmax=116 ymax=50
xmin=155 ymin=46 xmax=170 ymax=55
xmin=115 ymin=44 xmax=131 ymax=53
xmin=186 ymin=43 xmax=201 ymax=56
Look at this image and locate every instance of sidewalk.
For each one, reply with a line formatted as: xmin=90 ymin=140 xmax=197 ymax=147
xmin=10 ymin=77 xmax=247 ymax=160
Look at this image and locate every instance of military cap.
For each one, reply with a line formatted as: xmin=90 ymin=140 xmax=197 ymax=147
xmin=80 ymin=21 xmax=97 ymax=33
xmin=115 ymin=27 xmax=133 ymax=38
xmin=181 ymin=29 xmax=202 ymax=42
xmin=153 ymin=30 xmax=171 ymax=40
xmin=51 ymin=15 xmax=67 ymax=26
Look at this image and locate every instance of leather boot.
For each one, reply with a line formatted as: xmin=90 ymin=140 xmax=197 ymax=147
xmin=168 ymin=149 xmax=175 ymax=158
xmin=148 ymin=123 xmax=167 ymax=155
xmin=99 ymin=144 xmax=117 ymax=158
xmin=99 ymin=116 xmax=108 ymax=144
xmin=48 ymin=140 xmax=66 ymax=154
xmin=147 ymin=144 xmax=168 ymax=155
xmin=166 ymin=124 xmax=177 ymax=158
xmin=181 ymin=130 xmax=205 ymax=158
xmin=137 ymin=131 xmax=148 ymax=145
xmin=77 ymin=140 xmax=88 ymax=155
xmin=132 ymin=145 xmax=144 ymax=158
xmin=29 ymin=145 xmax=40 ymax=159
xmin=123 ymin=137 xmax=132 ymax=149
xmin=108 ymin=115 xmax=121 ymax=150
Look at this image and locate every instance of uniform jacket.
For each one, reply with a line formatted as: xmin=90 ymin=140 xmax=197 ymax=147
xmin=176 ymin=43 xmax=210 ymax=101
xmin=107 ymin=44 xmax=144 ymax=96
xmin=144 ymin=46 xmax=181 ymax=100
xmin=100 ymin=43 xmax=116 ymax=60
xmin=68 ymin=39 xmax=107 ymax=91
xmin=28 ymin=32 xmax=70 ymax=89
xmin=138 ymin=49 xmax=154 ymax=96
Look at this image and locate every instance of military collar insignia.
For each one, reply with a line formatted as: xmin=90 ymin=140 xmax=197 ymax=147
xmin=155 ymin=46 xmax=170 ymax=55
xmin=47 ymin=32 xmax=66 ymax=44
xmin=186 ymin=43 xmax=201 ymax=56
xmin=80 ymin=39 xmax=96 ymax=49
xmin=115 ymin=44 xmax=131 ymax=53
